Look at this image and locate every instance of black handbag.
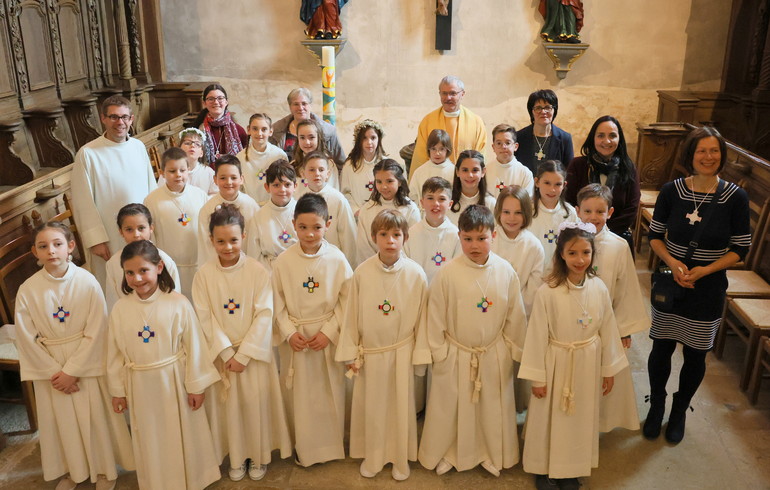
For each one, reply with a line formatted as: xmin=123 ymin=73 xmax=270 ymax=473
xmin=650 ymin=179 xmax=725 ymax=312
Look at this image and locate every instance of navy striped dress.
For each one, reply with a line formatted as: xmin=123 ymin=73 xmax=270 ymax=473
xmin=648 ymin=178 xmax=751 ymax=350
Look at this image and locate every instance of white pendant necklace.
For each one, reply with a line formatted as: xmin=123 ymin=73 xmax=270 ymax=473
xmin=535 ymin=134 xmax=550 ymax=160
xmin=569 ymin=281 xmax=592 ymax=328
xmin=302 ymin=249 xmax=323 ymax=293
xmin=685 ymin=177 xmax=718 ymax=225
xmin=51 ymin=267 xmax=74 ymax=324
xmin=378 ymin=266 xmax=403 ymax=315
xmin=475 ymin=267 xmax=494 ymax=313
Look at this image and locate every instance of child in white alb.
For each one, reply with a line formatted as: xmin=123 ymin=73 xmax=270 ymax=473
xmin=237 ymin=113 xmax=288 ymax=206
xmin=341 ymin=119 xmax=388 ymax=217
xmin=164 ymin=127 xmax=217 ymax=195
xmin=487 ymin=123 xmax=534 ymax=198
xmin=409 ymin=129 xmax=455 ymax=205
xmin=446 ymin=150 xmax=496 ymax=225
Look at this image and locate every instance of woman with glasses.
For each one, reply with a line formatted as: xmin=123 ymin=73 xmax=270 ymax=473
xmin=191 ymin=84 xmax=248 ymax=164
xmin=515 ymin=89 xmax=574 ymax=174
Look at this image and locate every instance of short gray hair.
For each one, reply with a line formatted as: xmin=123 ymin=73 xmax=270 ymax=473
xmin=287 ymin=88 xmax=313 ymax=105
xmin=439 ymin=76 xmax=464 ymax=91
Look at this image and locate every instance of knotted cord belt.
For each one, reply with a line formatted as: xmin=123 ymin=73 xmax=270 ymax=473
xmin=344 ymin=334 xmax=414 ymax=379
xmin=444 ymin=329 xmax=511 ymax=403
xmin=218 ymin=339 xmax=242 ymax=402
xmin=125 ymin=350 xmax=186 ymax=402
xmin=285 ymin=311 xmax=335 ymax=389
xmin=36 ymin=331 xmax=84 ymax=348
xmin=549 ymin=335 xmax=598 ymax=415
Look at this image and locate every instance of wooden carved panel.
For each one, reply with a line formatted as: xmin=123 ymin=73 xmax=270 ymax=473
xmin=7 ymin=0 xmax=30 ymax=94
xmin=56 ymin=0 xmax=87 ymax=83
xmin=17 ymin=0 xmax=56 ymax=92
xmin=0 ymin=121 xmax=34 ymax=185
xmin=0 ymin=1 xmax=18 ymax=99
xmin=21 ymin=107 xmax=74 ymax=168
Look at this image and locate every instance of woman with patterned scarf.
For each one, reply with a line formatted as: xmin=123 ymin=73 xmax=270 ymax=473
xmin=192 ymin=84 xmax=248 ymax=165
xmin=565 ymin=115 xmax=641 ymax=250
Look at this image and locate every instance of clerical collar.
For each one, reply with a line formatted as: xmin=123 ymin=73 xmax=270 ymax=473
xmin=442 ymin=109 xmax=461 ymax=117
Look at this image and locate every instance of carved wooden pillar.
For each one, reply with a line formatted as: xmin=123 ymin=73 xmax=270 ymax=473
xmin=113 ymin=0 xmax=134 ymax=87
xmin=0 ymin=120 xmax=34 ymax=185
xmin=61 ymin=95 xmax=100 ymax=150
xmin=635 ymin=122 xmax=690 ymax=190
xmin=21 ymin=107 xmax=75 ymax=168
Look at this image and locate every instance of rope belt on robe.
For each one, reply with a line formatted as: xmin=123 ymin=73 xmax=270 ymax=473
xmin=344 ymin=334 xmax=414 ymax=379
xmin=549 ymin=335 xmax=598 ymax=415
xmin=125 ymin=350 xmax=186 ymax=402
xmin=217 ymin=339 xmax=242 ymax=402
xmin=285 ymin=311 xmax=335 ymax=389
xmin=36 ymin=331 xmax=85 ymax=348
xmin=444 ymin=329 xmax=513 ymax=403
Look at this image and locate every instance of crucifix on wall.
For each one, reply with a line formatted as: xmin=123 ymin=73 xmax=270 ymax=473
xmin=436 ymin=0 xmax=452 ymax=51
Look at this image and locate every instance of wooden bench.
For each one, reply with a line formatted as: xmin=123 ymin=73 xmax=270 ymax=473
xmin=748 ymin=336 xmax=770 ymax=404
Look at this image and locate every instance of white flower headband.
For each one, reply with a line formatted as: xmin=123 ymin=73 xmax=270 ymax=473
xmin=353 ymin=119 xmax=384 ymax=141
xmin=179 ymin=127 xmax=206 ymax=142
xmin=558 ymin=221 xmax=596 ymax=234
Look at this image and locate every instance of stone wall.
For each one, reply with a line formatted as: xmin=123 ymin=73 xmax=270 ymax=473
xmin=160 ymin=0 xmax=730 ymax=160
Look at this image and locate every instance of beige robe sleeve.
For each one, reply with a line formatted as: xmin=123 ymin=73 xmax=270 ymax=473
xmin=518 ymin=288 xmax=550 ymax=386
xmin=272 ymin=264 xmax=298 ymax=344
xmin=335 ymin=272 xmax=362 ymax=363
xmin=14 ymin=293 xmax=61 ymax=380
xmin=181 ymin=301 xmax=220 ymax=394
xmin=191 ymin=268 xmax=233 ymax=363
xmin=234 ymin=269 xmax=274 ymax=365
xmin=597 ymin=288 xmax=629 ymax=378
xmin=106 ymin=308 xmax=127 ymax=398
xmin=60 ymin=280 xmax=109 ymax=378
xmin=320 ymin=268 xmax=351 ymax=345
xmin=71 ymin=151 xmax=109 ymax=248
xmin=425 ymin=268 xmax=450 ymax=363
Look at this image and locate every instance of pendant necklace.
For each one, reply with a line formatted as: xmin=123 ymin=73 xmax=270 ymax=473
xmin=535 ymin=134 xmax=550 ymax=161
xmin=302 ymin=249 xmax=323 ymax=293
xmin=275 ymin=213 xmax=293 ymax=245
xmin=378 ymin=266 xmax=403 ymax=316
xmin=138 ymin=310 xmax=156 ymax=343
xmin=170 ymin=194 xmax=191 ymax=227
xmin=430 ymin=227 xmax=447 ymax=266
xmin=685 ymin=177 xmax=718 ymax=225
xmin=569 ymin=281 xmax=592 ymax=328
xmin=475 ymin=267 xmax=494 ymax=313
xmin=51 ymin=269 xmax=74 ymax=324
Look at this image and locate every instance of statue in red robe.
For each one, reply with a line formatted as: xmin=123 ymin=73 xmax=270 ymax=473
xmin=301 ymin=0 xmax=349 ymax=39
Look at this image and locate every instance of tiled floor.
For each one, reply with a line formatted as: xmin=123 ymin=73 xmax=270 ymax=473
xmin=1 ymin=253 xmax=769 ymax=489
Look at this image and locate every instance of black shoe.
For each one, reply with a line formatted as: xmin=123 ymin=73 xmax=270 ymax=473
xmin=565 ymin=37 xmax=581 ymax=44
xmin=642 ymin=394 xmax=666 ymax=439
xmin=324 ymin=31 xmax=334 ymax=40
xmin=557 ymin=477 xmax=581 ymax=489
xmin=313 ymin=31 xmax=324 ymax=40
xmin=535 ymin=474 xmax=559 ymax=490
xmin=665 ymin=393 xmax=692 ymax=444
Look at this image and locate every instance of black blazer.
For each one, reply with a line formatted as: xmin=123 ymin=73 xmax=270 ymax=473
xmin=515 ymin=124 xmax=574 ymax=174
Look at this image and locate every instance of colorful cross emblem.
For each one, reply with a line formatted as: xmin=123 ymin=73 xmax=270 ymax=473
xmin=578 ymin=316 xmax=593 ymax=328
xmin=258 ymin=170 xmax=266 ymax=181
xmin=477 ymin=296 xmax=493 ymax=313
xmin=496 ymin=181 xmax=506 ymax=191
xmin=379 ymin=299 xmax=394 ymax=315
xmin=303 ymin=276 xmax=319 ymax=293
xmin=365 ymin=181 xmax=374 ymax=192
xmin=178 ymin=212 xmax=191 ymax=226
xmin=544 ymin=229 xmax=557 ymax=243
xmin=138 ymin=325 xmax=155 ymax=343
xmin=278 ymin=230 xmax=292 ymax=243
xmin=52 ymin=306 xmax=69 ymax=323
xmin=301 ymin=178 xmax=309 ymax=188
xmin=431 ymin=252 xmax=446 ymax=266
xmin=224 ymin=299 xmax=240 ymax=314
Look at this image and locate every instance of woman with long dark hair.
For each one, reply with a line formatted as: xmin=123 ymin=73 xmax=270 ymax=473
xmin=191 ymin=84 xmax=248 ymax=163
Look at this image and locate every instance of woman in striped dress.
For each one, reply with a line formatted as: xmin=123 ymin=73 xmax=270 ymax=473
xmin=645 ymin=127 xmax=750 ymax=444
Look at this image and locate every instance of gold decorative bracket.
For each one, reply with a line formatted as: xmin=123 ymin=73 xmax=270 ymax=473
xmin=542 ymin=42 xmax=590 ymax=80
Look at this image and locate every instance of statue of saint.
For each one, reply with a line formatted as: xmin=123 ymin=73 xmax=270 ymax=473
xmin=539 ymin=0 xmax=584 ymax=43
xmin=301 ymin=0 xmax=349 ymax=39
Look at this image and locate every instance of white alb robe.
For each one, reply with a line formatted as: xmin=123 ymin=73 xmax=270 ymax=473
xmin=486 ymin=157 xmax=535 ymax=198
xmin=530 ymin=201 xmax=579 ymax=276
xmin=144 ymin=183 xmax=210 ymax=298
xmin=246 ymin=198 xmax=297 ymax=272
xmin=446 ymin=193 xmax=496 ymax=226
xmin=107 ymin=289 xmax=221 ymax=490
xmin=236 ymin=142 xmax=288 ymax=206
xmin=355 ymin=199 xmax=421 ymax=267
xmin=418 ymin=253 xmax=527 ymax=473
xmin=593 ymin=226 xmax=649 ymax=431
xmin=71 ymin=134 xmax=157 ymax=286
xmin=301 ymin=184 xmax=357 ymax=264
xmin=340 ymin=157 xmax=378 ymax=216
xmin=196 ymin=191 xmax=260 ymax=267
xmin=404 ymin=217 xmax=461 ymax=284
xmin=158 ymin=163 xmax=218 ymax=195
xmin=408 ymin=160 xmax=455 ymax=204
xmin=491 ymin=228 xmax=544 ymax=316
xmin=519 ymin=278 xmax=628 ymax=479
xmin=105 ymin=245 xmax=181 ymax=311
xmin=272 ymin=241 xmax=353 ymax=465
xmin=14 ymin=264 xmax=134 ymax=483
xmin=192 ymin=254 xmax=292 ymax=466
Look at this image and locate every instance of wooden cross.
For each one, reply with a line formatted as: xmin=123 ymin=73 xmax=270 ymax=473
xmin=436 ymin=0 xmax=452 ymax=51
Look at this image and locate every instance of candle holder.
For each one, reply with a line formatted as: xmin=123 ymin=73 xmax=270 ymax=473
xmin=300 ymin=38 xmax=347 ymax=67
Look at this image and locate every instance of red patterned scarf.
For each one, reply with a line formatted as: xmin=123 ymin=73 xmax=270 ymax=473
xmin=203 ymin=111 xmax=243 ymax=163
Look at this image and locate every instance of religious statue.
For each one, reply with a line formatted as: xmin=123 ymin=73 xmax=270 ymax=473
xmin=539 ymin=0 xmax=584 ymax=43
xmin=301 ymin=0 xmax=349 ymax=39
xmin=436 ymin=0 xmax=449 ymax=16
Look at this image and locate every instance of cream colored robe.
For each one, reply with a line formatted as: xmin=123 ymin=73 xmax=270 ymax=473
xmin=519 ymin=277 xmax=628 ymax=479
xmin=340 ymin=157 xmax=378 ymax=216
xmin=107 ymin=289 xmax=221 ymax=490
xmin=196 ymin=191 xmax=260 ymax=267
xmin=336 ymin=255 xmax=430 ymax=476
xmin=272 ymin=241 xmax=353 ymax=465
xmin=530 ymin=201 xmax=579 ymax=276
xmin=593 ymin=226 xmax=649 ymax=431
xmin=236 ymin=142 xmax=288 ymax=206
xmin=486 ymin=157 xmax=535 ymax=198
xmin=491 ymin=228 xmax=545 ymax=317
xmin=192 ymin=254 xmax=292 ymax=466
xmin=418 ymin=253 xmax=527 ymax=472
xmin=246 ymin=198 xmax=297 ymax=272
xmin=144 ymin=183 xmax=210 ymax=298
xmin=446 ymin=193 xmax=496 ymax=226
xmin=355 ymin=199 xmax=421 ymax=268
xmin=410 ymin=106 xmax=487 ymax=178
xmin=408 ymin=160 xmax=455 ymax=204
xmin=105 ymin=245 xmax=180 ymax=311
xmin=14 ymin=265 xmax=134 ymax=483
xmin=404 ymin=217 xmax=461 ymax=284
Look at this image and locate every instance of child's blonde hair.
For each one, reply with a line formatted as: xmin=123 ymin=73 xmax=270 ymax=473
xmin=494 ymin=185 xmax=533 ymax=230
xmin=370 ymin=209 xmax=409 ymax=241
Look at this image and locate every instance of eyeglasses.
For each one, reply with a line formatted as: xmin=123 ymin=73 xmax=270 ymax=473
xmin=440 ymin=91 xmax=463 ymax=98
xmin=181 ymin=141 xmax=202 ymax=148
xmin=533 ymin=105 xmax=555 ymax=113
xmin=493 ymin=141 xmax=514 ymax=148
xmin=106 ymin=114 xmax=132 ymax=122
xmin=205 ymin=96 xmax=227 ymax=103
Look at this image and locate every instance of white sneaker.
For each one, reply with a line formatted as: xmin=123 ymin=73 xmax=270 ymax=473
xmin=55 ymin=476 xmax=77 ymax=490
xmin=435 ymin=458 xmax=452 ymax=475
xmin=95 ymin=475 xmax=116 ymax=490
xmin=359 ymin=461 xmax=377 ymax=478
xmin=248 ymin=461 xmax=267 ymax=481
xmin=481 ymin=460 xmax=500 ymax=477
xmin=391 ymin=465 xmax=410 ymax=481
xmin=229 ymin=460 xmax=247 ymax=481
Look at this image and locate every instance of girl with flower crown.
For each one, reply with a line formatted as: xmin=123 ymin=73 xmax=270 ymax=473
xmin=519 ymin=221 xmax=628 ymax=489
xmin=175 ymin=127 xmax=218 ymax=195
xmin=340 ymin=119 xmax=389 ymax=217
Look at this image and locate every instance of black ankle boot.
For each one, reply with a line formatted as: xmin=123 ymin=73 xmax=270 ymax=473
xmin=642 ymin=394 xmax=666 ymax=439
xmin=665 ymin=392 xmax=691 ymax=444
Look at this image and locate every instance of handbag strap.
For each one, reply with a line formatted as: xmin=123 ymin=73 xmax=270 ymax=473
xmin=684 ymin=178 xmax=725 ymax=262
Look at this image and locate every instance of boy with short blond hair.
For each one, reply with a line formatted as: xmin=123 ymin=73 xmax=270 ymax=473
xmin=487 ymin=124 xmax=534 ymax=198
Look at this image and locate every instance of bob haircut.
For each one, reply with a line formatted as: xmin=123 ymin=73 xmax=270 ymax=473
xmin=494 ymin=185 xmax=533 ymax=230
xmin=681 ymin=126 xmax=727 ymax=175
xmin=120 ymin=240 xmax=175 ymax=295
xmin=526 ymin=89 xmax=559 ymax=123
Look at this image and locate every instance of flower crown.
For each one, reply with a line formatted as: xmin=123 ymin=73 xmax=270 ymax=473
xmin=558 ymin=221 xmax=596 ymax=234
xmin=179 ymin=127 xmax=206 ymax=142
xmin=353 ymin=119 xmax=384 ymax=142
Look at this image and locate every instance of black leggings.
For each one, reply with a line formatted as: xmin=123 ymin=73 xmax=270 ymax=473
xmin=647 ymin=338 xmax=708 ymax=401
